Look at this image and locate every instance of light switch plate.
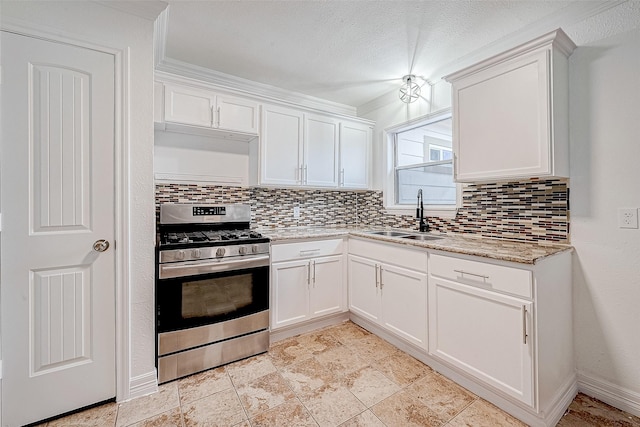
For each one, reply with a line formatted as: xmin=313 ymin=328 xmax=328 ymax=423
xmin=618 ymin=208 xmax=639 ymax=229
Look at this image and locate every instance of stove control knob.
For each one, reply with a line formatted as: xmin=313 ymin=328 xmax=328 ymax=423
xmin=251 ymin=244 xmax=259 ymax=254
xmin=176 ymin=250 xmax=185 ymax=260
xmin=238 ymin=246 xmax=248 ymax=255
xmin=192 ymin=248 xmax=202 ymax=259
xmin=216 ymin=247 xmax=226 ymax=257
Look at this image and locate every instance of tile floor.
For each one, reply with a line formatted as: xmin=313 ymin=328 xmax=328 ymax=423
xmin=40 ymin=321 xmax=640 ymax=427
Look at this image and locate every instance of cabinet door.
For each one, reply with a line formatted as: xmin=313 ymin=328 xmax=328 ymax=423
xmin=453 ymin=49 xmax=550 ymax=181
xmin=347 ymin=255 xmax=380 ymax=323
xmin=216 ymin=94 xmax=259 ymax=134
xmin=339 ymin=122 xmax=370 ymax=189
xmin=271 ymin=259 xmax=310 ymax=329
xmin=304 ymin=114 xmax=339 ymax=187
xmin=164 ymin=84 xmax=214 ymax=127
xmin=428 ymin=276 xmax=534 ymax=405
xmin=309 ymin=255 xmax=344 ymax=317
xmin=260 ymin=105 xmax=304 ymax=186
xmin=380 ymin=264 xmax=428 ymax=350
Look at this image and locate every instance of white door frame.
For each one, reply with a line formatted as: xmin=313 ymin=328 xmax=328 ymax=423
xmin=0 ymin=19 xmax=135 ymax=404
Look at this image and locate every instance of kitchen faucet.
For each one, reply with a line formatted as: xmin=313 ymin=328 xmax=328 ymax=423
xmin=416 ymin=189 xmax=429 ymax=232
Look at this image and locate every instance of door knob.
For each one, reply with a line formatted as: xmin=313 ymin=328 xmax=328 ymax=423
xmin=93 ymin=239 xmax=110 ymax=252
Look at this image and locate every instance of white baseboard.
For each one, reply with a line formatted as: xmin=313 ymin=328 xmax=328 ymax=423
xmin=126 ymin=370 xmax=159 ymax=402
xmin=577 ymin=372 xmax=640 ymax=418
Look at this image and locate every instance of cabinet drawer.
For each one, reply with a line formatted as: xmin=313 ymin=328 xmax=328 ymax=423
xmin=430 ymin=254 xmax=532 ymax=298
xmin=271 ymin=238 xmax=344 ymax=262
xmin=349 ymin=238 xmax=427 ymax=272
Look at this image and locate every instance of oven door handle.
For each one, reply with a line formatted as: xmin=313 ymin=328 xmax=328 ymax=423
xmin=159 ymin=255 xmax=270 ymax=279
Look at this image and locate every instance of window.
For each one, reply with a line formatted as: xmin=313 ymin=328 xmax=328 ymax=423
xmin=385 ymin=110 xmax=458 ymax=214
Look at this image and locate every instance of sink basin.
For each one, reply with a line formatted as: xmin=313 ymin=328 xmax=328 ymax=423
xmin=401 ymin=234 xmax=444 ymax=241
xmin=366 ymin=230 xmax=411 ymax=237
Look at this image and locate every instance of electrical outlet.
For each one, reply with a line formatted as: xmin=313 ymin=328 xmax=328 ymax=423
xmin=618 ymin=208 xmax=639 ymax=229
xmin=293 ymin=206 xmax=300 ymax=219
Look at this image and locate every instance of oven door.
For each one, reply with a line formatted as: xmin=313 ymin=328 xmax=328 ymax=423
xmin=157 ymin=254 xmax=269 ymax=333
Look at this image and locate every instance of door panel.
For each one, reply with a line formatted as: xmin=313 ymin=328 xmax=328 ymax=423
xmin=347 ymin=255 xmax=380 ymax=322
xmin=340 ymin=122 xmax=370 ymax=189
xmin=260 ymin=105 xmax=303 ymax=186
xmin=271 ymin=260 xmax=310 ymax=329
xmin=310 ymin=255 xmax=344 ymax=317
xmin=1 ymin=32 xmax=116 ymax=426
xmin=305 ymin=115 xmax=338 ymax=187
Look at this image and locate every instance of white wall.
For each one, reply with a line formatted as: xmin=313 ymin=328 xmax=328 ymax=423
xmin=570 ymin=28 xmax=640 ymax=411
xmin=1 ymin=1 xmax=158 ymax=400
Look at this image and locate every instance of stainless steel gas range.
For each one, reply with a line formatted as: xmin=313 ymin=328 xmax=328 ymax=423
xmin=156 ymin=203 xmax=270 ymax=383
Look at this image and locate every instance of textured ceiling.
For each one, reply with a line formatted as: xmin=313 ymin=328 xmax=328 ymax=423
xmin=162 ymin=1 xmax=622 ymax=108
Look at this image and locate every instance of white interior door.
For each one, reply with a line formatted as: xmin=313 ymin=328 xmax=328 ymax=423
xmin=1 ymin=32 xmax=116 ymax=426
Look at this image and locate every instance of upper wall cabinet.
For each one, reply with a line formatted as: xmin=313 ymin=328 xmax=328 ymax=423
xmin=159 ymin=83 xmax=260 ymax=138
xmin=445 ymin=29 xmax=576 ymax=182
xmin=256 ymin=104 xmax=372 ymax=189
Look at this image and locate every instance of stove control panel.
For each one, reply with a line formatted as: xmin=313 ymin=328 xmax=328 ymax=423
xmin=159 ymin=242 xmax=270 ymax=264
xmin=193 ymin=206 xmax=226 ymax=216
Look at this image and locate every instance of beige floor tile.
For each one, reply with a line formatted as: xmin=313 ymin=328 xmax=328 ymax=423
xmin=326 ymin=322 xmax=371 ymax=344
xmin=178 ymin=366 xmax=233 ymax=405
xmin=250 ymin=399 xmax=318 ymax=427
xmin=235 ymin=371 xmax=296 ymax=417
xmin=48 ymin=402 xmax=118 ymax=427
xmin=314 ymin=345 xmax=369 ymax=377
xmin=347 ymin=334 xmax=400 ymax=363
xmin=341 ymin=366 xmax=401 ymax=407
xmin=564 ymin=393 xmax=640 ymax=426
xmin=405 ymin=371 xmax=476 ymax=421
xmin=556 ymin=412 xmax=597 ymax=427
xmin=447 ymin=399 xmax=527 ymax=427
xmin=182 ymin=388 xmax=247 ymax=427
xmin=233 ymin=422 xmax=251 ymax=427
xmin=225 ymin=353 xmax=277 ymax=386
xmin=269 ymin=337 xmax=314 ymax=367
xmin=127 ymin=407 xmax=183 ymax=427
xmin=300 ymin=384 xmax=367 ymax=427
xmin=371 ymin=351 xmax=431 ymax=386
xmin=296 ymin=330 xmax=343 ymax=355
xmin=339 ymin=410 xmax=386 ymax=427
xmin=372 ymin=390 xmax=447 ymax=427
xmin=116 ymin=383 xmax=180 ymax=427
xmin=280 ymin=356 xmax=337 ymax=394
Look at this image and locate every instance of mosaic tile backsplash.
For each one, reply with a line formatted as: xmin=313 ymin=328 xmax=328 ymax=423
xmin=155 ymin=178 xmax=569 ymax=243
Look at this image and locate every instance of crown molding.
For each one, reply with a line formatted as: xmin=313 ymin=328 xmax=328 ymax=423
xmin=155 ymin=57 xmax=358 ymax=117
xmin=154 ymin=6 xmax=169 ymax=68
xmin=95 ymin=1 xmax=167 ymax=21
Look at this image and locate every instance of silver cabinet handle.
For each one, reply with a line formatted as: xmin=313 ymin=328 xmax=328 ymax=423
xmin=340 ymin=168 xmax=345 ymax=186
xmin=307 ymin=261 xmax=311 ymax=285
xmin=210 ymin=106 xmax=214 ymax=127
xmin=304 ymin=165 xmax=308 ymax=184
xmin=374 ymin=264 xmax=378 ymax=289
xmin=522 ymin=305 xmax=528 ymax=344
xmin=216 ymin=106 xmax=221 ymax=127
xmin=312 ymin=260 xmax=316 ymax=286
xmin=93 ymin=239 xmax=110 ymax=252
xmin=300 ymin=249 xmax=320 ymax=256
xmin=454 ymin=269 xmax=489 ymax=280
xmin=379 ymin=265 xmax=384 ymax=289
xmin=296 ymin=165 xmax=303 ymax=184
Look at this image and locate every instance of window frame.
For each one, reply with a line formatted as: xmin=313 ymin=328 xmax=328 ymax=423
xmin=383 ymin=109 xmax=460 ymax=218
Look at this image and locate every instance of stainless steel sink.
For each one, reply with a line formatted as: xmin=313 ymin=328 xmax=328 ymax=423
xmin=401 ymin=234 xmax=444 ymax=241
xmin=366 ymin=230 xmax=411 ymax=237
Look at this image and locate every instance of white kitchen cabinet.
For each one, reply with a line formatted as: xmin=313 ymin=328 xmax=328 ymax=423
xmin=258 ymin=105 xmax=372 ymax=189
xmin=260 ymin=104 xmax=304 ymax=186
xmin=271 ymin=239 xmax=346 ymax=330
xmin=427 ymin=251 xmax=574 ymax=424
xmin=339 ymin=121 xmax=370 ymax=189
xmin=428 ymin=275 xmax=534 ymax=406
xmin=445 ymin=29 xmax=575 ymax=182
xmin=304 ymin=114 xmax=339 ymax=187
xmin=348 ymin=239 xmax=428 ymax=350
xmin=347 ymin=255 xmax=381 ymax=323
xmin=162 ymin=83 xmax=259 ymax=135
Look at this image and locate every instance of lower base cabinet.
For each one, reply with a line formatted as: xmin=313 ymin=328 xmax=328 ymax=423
xmin=347 ymin=239 xmax=428 ymax=350
xmin=271 ymin=239 xmax=346 ymax=330
xmin=428 ymin=276 xmax=534 ymax=405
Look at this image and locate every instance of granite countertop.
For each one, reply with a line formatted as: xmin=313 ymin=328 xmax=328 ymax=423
xmin=258 ymin=226 xmax=572 ymax=265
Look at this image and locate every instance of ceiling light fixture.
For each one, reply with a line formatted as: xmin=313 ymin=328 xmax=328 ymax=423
xmin=399 ymin=74 xmax=421 ymax=103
